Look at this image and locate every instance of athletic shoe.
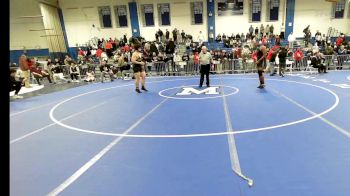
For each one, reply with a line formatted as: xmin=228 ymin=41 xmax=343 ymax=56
xmin=136 ymin=89 xmax=142 ymax=93
xmin=141 ymin=86 xmax=148 ymax=91
xmin=13 ymin=95 xmax=23 ymax=99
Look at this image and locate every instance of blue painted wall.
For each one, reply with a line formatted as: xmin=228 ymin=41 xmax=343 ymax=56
xmin=285 ymin=0 xmax=295 ymax=39
xmin=10 ymin=49 xmax=50 ymax=64
xmin=207 ymin=0 xmax=215 ymax=43
xmin=9 ymin=7 xmax=73 ymax=64
xmin=128 ymin=2 xmax=140 ymax=37
xmin=9 ymin=48 xmax=80 ymax=64
xmin=58 ymin=8 xmax=70 ymax=53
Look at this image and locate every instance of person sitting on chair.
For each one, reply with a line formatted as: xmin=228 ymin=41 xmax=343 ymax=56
xmin=30 ymin=62 xmax=52 ymax=85
xmin=51 ymin=63 xmax=68 ymax=83
xmin=10 ymin=68 xmax=25 ymax=99
xmin=311 ymin=52 xmax=327 ymax=73
xmin=99 ymin=60 xmax=114 ymax=83
xmin=84 ymin=69 xmax=95 ymax=82
xmin=69 ymin=62 xmax=80 ymax=82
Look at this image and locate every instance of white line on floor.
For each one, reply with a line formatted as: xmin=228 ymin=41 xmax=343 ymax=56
xmin=46 ymin=98 xmax=169 ymax=196
xmin=10 ymin=102 xmax=108 ymax=144
xmin=221 ymin=86 xmax=253 ymax=186
xmin=269 ymin=87 xmax=350 ymax=138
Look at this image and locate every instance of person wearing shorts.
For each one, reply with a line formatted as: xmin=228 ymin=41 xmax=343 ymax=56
xmin=256 ymin=45 xmax=267 ymax=89
xmin=131 ymin=44 xmax=148 ymax=93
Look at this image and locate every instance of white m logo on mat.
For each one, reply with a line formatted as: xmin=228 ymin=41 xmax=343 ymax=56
xmin=176 ymin=87 xmax=219 ymax=96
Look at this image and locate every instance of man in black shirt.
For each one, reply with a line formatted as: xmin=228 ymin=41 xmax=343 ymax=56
xmin=165 ymin=29 xmax=170 ymax=41
xmin=10 ymin=68 xmax=25 ymax=99
xmin=172 ymin=28 xmax=178 ymax=43
xmin=123 ymin=34 xmax=127 ymax=44
xmin=158 ymin=29 xmax=163 ymax=41
xmin=181 ymin=30 xmax=186 ymax=43
xmin=278 ymin=46 xmax=288 ymax=77
xmin=166 ymin=39 xmax=175 ymax=55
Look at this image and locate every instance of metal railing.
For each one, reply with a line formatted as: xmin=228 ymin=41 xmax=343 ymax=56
xmin=31 ymin=54 xmax=349 ymax=83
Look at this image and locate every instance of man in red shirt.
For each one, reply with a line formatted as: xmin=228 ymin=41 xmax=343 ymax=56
xmin=96 ymin=48 xmax=103 ymax=64
xmin=30 ymin=63 xmax=52 ymax=85
xmin=293 ymin=47 xmax=304 ymax=70
xmin=96 ymin=48 xmax=103 ymax=58
xmin=105 ymin=41 xmax=113 ymax=58
xmin=78 ymin=48 xmax=85 ymax=63
xmin=266 ymin=45 xmax=280 ymax=75
xmin=336 ymin=35 xmax=344 ymax=47
xmin=123 ymin=44 xmax=130 ymax=52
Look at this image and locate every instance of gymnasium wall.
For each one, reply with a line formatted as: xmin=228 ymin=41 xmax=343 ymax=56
xmin=215 ymin=0 xmax=286 ymax=37
xmin=9 ymin=0 xmax=350 ymax=63
xmin=59 ymin=0 xmax=208 ymax=45
xmin=293 ymin=0 xmax=350 ymax=38
xmin=134 ymin=0 xmax=208 ymax=42
xmin=10 ymin=0 xmax=49 ymax=50
xmin=59 ymin=0 xmax=132 ymax=47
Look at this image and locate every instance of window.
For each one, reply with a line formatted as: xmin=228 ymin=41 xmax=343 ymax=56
xmin=158 ymin=3 xmax=170 ymax=26
xmin=250 ymin=0 xmax=262 ymax=22
xmin=98 ymin=6 xmax=112 ymax=28
xmin=114 ymin=5 xmax=128 ymax=27
xmin=331 ymin=0 xmax=346 ymax=19
xmin=190 ymin=2 xmax=203 ymax=25
xmin=141 ymin=4 xmax=155 ymax=26
xmin=266 ymin=0 xmax=279 ymax=21
xmin=217 ymin=0 xmax=244 ymax=16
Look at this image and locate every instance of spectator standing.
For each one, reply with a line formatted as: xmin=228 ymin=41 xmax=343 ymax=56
xmin=19 ymin=53 xmax=31 ymax=88
xmin=198 ymin=46 xmax=213 ymax=88
xmin=288 ymin=32 xmax=295 ymax=49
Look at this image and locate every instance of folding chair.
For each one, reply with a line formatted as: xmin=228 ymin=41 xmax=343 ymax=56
xmin=304 ymin=60 xmax=318 ymax=74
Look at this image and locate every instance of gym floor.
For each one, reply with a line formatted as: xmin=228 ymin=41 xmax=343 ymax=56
xmin=10 ymin=71 xmax=350 ymax=196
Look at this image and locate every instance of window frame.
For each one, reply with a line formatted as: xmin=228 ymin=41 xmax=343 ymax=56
xmin=157 ymin=3 xmax=171 ymax=26
xmin=98 ymin=6 xmax=113 ymax=28
xmin=141 ymin=4 xmax=155 ymax=27
xmin=331 ymin=0 xmax=346 ymax=19
xmin=266 ymin=0 xmax=280 ymax=22
xmin=114 ymin=5 xmax=128 ymax=28
xmin=190 ymin=1 xmax=204 ymax=25
xmin=249 ymin=0 xmax=262 ymax=23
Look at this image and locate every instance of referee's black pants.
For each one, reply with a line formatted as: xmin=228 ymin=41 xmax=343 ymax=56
xmin=199 ymin=64 xmax=210 ymax=87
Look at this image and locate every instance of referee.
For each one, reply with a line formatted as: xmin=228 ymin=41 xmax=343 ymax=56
xmin=199 ymin=46 xmax=213 ymax=88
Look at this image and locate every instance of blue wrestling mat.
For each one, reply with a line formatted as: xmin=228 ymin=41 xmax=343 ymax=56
xmin=10 ymin=71 xmax=350 ymax=196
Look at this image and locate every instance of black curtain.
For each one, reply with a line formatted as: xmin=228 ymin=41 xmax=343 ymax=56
xmin=119 ymin=15 xmax=127 ymax=27
xmin=161 ymin=12 xmax=170 ymax=25
xmin=252 ymin=12 xmax=260 ymax=22
xmin=270 ymin=7 xmax=279 ymax=21
xmin=145 ymin=13 xmax=154 ymax=26
xmin=102 ymin=14 xmax=112 ymax=27
xmin=194 ymin=14 xmax=202 ymax=24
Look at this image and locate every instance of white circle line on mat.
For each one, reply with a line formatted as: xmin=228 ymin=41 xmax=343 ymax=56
xmin=49 ymin=77 xmax=339 ymax=138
